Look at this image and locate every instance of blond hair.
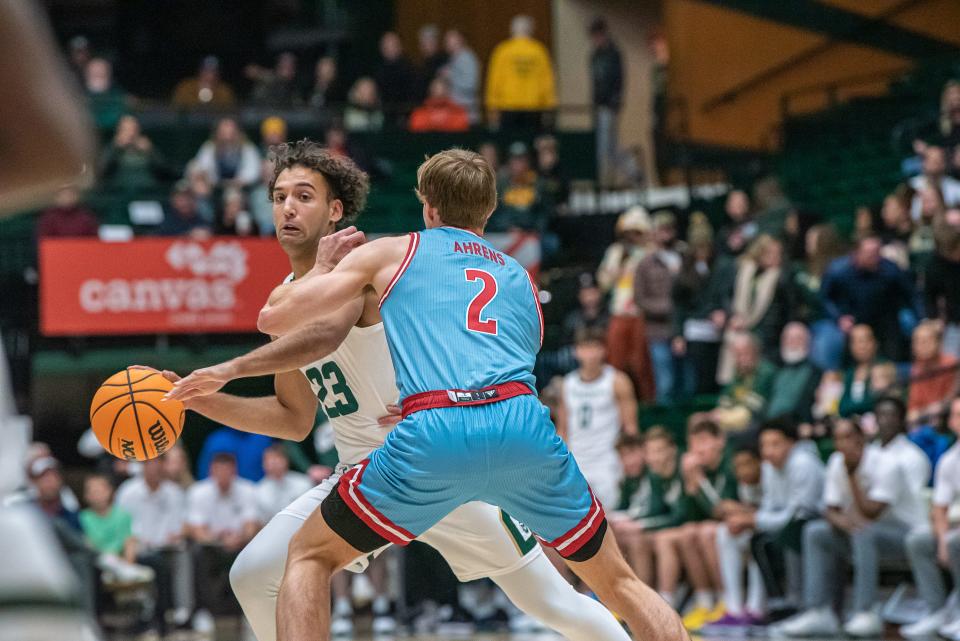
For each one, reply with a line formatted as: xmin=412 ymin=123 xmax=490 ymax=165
xmin=416 ymin=149 xmax=498 ymax=230
xmin=743 ymin=233 xmax=781 ymax=264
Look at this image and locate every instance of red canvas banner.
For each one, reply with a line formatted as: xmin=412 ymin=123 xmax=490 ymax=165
xmin=40 ymin=237 xmax=290 ymax=335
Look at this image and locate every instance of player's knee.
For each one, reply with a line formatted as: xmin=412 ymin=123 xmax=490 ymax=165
xmin=230 ymin=522 xmax=291 ymax=604
xmin=230 ymin=545 xmax=266 ymax=605
xmin=513 ymin=585 xmax=572 ymax=624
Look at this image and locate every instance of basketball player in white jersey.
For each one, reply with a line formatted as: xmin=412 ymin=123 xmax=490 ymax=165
xmin=557 ymin=327 xmax=638 ymax=509
xmin=166 ymin=141 xmax=629 ymax=641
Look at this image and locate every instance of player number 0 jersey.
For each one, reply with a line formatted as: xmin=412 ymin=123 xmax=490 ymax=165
xmin=562 ymin=366 xmax=621 ymax=470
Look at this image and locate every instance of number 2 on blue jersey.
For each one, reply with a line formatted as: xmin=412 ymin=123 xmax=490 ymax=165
xmin=465 ymin=269 xmax=498 ymax=335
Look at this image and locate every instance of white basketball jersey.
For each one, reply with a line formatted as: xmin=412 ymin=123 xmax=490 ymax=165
xmin=562 ymin=366 xmax=622 ymax=480
xmin=282 ymin=273 xmax=399 ymax=464
xmin=298 ymin=322 xmax=399 ymax=465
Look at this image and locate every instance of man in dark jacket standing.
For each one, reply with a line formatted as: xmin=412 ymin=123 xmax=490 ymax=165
xmin=589 ymin=17 xmax=623 ymax=187
xmin=821 ymin=235 xmax=918 ymax=361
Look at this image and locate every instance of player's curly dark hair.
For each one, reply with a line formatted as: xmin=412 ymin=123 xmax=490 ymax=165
xmin=268 ymin=139 xmax=370 ymax=224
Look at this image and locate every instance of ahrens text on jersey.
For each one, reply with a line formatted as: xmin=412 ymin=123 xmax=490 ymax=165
xmin=453 ymin=240 xmax=506 ymax=266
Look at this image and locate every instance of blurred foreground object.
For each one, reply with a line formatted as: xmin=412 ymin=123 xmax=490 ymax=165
xmin=0 ymin=3 xmax=101 ymax=638
xmin=0 ymin=0 xmax=95 ymax=217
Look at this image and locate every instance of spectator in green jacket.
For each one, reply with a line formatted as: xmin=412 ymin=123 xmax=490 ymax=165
xmin=766 ymin=322 xmax=821 ymax=422
xmin=84 ymin=58 xmax=127 ymax=130
xmin=711 ymin=333 xmax=778 ymax=434
xmin=677 ymin=416 xmax=738 ymax=628
xmin=838 ymin=324 xmax=886 ymax=417
xmin=99 ymin=115 xmax=177 ymax=195
xmin=609 ymin=427 xmax=688 ymax=608
xmin=615 ymin=432 xmax=646 ymax=511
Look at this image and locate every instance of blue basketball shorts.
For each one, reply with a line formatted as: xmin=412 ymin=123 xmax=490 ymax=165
xmin=328 ymin=390 xmax=605 ymax=559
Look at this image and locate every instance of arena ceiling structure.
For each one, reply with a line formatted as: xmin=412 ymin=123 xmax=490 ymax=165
xmin=665 ymin=0 xmax=960 ymax=149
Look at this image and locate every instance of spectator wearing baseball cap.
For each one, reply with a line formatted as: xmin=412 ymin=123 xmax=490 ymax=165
xmin=597 ymin=206 xmax=657 ymax=401
xmin=173 ymin=55 xmax=237 ymax=108
xmin=22 ymin=455 xmax=99 ymax=614
xmin=28 ymin=456 xmax=81 ymax=531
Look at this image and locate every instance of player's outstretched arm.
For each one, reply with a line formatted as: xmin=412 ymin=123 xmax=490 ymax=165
xmin=163 ymin=369 xmax=319 ymax=442
xmin=258 ymin=235 xmax=407 ymax=336
xmin=166 ymin=298 xmax=363 ymax=402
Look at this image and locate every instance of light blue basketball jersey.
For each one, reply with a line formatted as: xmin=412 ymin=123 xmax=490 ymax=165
xmin=379 ymin=227 xmax=542 ymax=401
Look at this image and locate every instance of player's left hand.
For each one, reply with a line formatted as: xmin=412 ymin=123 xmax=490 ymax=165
xmin=164 ymin=363 xmax=236 ymax=402
xmin=377 ymin=404 xmax=402 ymax=427
xmin=315 ymin=225 xmax=366 ymax=272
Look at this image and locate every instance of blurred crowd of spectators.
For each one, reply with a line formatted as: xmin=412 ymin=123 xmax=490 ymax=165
xmin=71 ymin=15 xmax=570 ymax=135
xmin=522 ymin=77 xmax=960 ymax=639
xmin=41 ymin=15 xmax=625 ymax=251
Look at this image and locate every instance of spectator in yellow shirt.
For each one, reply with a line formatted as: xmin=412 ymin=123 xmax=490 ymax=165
xmin=485 ymin=15 xmax=557 ymax=131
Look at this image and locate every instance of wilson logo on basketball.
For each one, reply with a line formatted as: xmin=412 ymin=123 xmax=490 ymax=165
xmin=147 ymin=420 xmax=169 ymax=454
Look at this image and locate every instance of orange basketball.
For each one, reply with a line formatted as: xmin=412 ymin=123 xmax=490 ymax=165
xmin=90 ymin=367 xmax=184 ymax=461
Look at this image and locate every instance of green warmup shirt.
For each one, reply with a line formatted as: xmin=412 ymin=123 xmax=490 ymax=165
xmin=624 ymin=461 xmax=688 ymax=530
xmin=687 ymin=455 xmax=738 ymax=521
xmin=79 ymin=506 xmax=133 ymax=555
xmin=617 ymin=475 xmax=644 ymax=511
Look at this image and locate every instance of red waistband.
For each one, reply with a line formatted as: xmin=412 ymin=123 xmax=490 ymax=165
xmin=401 ymin=381 xmax=533 ymax=418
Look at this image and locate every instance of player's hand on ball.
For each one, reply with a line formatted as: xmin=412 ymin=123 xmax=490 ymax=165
xmin=159 ymin=370 xmax=204 ymax=409
xmin=377 ymin=404 xmax=402 ymax=427
xmin=165 ymin=363 xmax=235 ymax=402
xmin=315 ymin=225 xmax=366 ymax=272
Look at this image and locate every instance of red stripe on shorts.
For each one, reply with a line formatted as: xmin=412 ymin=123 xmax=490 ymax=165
xmin=337 ymin=460 xmax=415 ymax=545
xmin=541 ymin=491 xmax=606 ymax=558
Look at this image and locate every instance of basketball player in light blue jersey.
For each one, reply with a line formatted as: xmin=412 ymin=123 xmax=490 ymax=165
xmin=167 ymin=141 xmax=631 ymax=641
xmin=173 ymin=147 xmax=686 ymax=641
